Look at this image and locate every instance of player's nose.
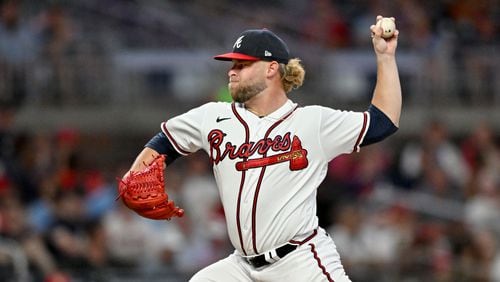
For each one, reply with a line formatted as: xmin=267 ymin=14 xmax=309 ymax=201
xmin=228 ymin=70 xmax=237 ymax=78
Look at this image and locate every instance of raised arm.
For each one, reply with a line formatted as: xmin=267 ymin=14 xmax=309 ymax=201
xmin=370 ymin=15 xmax=402 ymax=127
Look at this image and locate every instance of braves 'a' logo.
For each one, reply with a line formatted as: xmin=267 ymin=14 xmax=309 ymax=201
xmin=208 ymin=130 xmax=308 ymax=171
xmin=233 ymin=36 xmax=244 ymax=49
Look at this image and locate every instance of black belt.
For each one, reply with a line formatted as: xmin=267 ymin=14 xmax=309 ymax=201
xmin=244 ymin=229 xmax=319 ymax=268
xmin=245 ymin=243 xmax=298 ymax=268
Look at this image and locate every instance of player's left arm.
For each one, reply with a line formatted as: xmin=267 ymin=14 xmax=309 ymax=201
xmin=122 ymin=132 xmax=181 ymax=179
xmin=361 ymin=15 xmax=402 ymax=146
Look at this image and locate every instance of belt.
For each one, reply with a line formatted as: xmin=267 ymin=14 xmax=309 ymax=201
xmin=244 ymin=229 xmax=318 ymax=268
xmin=245 ymin=243 xmax=298 ymax=268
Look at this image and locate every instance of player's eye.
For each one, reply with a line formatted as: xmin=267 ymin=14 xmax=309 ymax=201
xmin=231 ymin=61 xmax=253 ymax=70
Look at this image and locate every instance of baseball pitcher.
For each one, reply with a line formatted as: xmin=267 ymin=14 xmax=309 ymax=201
xmin=118 ymin=15 xmax=402 ymax=282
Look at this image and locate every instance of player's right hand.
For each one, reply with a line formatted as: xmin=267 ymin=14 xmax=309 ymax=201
xmin=370 ymin=15 xmax=399 ymax=57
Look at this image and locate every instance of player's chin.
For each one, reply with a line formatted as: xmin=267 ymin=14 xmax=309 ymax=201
xmin=228 ymin=83 xmax=238 ymax=94
xmin=230 ymin=91 xmax=246 ymax=103
xmin=229 ymin=92 xmax=240 ymax=102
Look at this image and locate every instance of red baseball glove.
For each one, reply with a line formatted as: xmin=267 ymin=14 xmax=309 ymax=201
xmin=117 ymin=155 xmax=184 ymax=220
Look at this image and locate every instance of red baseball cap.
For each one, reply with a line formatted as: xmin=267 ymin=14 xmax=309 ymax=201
xmin=214 ymin=29 xmax=290 ymax=64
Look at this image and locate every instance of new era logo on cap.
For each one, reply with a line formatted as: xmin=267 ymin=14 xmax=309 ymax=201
xmin=214 ymin=29 xmax=290 ymax=64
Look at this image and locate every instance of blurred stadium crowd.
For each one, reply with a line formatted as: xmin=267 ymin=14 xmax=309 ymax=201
xmin=0 ymin=0 xmax=499 ymax=281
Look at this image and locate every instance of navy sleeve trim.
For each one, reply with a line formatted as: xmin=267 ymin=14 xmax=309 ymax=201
xmin=353 ymin=112 xmax=369 ymax=153
xmin=361 ymin=105 xmax=398 ymax=147
xmin=145 ymin=132 xmax=181 ymax=165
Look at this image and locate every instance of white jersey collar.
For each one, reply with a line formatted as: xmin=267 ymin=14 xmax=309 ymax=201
xmin=266 ymin=99 xmax=297 ymax=120
xmin=237 ymin=99 xmax=297 ymax=121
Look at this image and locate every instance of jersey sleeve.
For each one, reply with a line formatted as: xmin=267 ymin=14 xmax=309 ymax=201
xmin=161 ymin=103 xmax=212 ymax=155
xmin=319 ymin=107 xmax=369 ymax=160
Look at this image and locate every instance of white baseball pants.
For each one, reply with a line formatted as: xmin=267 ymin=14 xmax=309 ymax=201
xmin=190 ymin=228 xmax=351 ymax=282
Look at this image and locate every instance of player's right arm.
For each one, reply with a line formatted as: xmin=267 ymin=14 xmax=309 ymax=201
xmin=357 ymin=15 xmax=401 ymax=147
xmin=370 ymin=15 xmax=401 ymax=127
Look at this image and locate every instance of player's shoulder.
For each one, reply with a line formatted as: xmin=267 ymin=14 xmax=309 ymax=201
xmin=299 ymin=105 xmax=359 ymax=114
xmin=199 ymin=101 xmax=231 ymax=108
xmin=296 ymin=105 xmax=363 ymax=120
xmin=297 ymin=105 xmax=338 ymax=115
xmin=299 ymin=105 xmax=328 ymax=111
xmin=194 ymin=101 xmax=232 ymax=112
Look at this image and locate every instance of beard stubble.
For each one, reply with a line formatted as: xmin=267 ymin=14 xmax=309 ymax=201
xmin=230 ymin=79 xmax=267 ymax=103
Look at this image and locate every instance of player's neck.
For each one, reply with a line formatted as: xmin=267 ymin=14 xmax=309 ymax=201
xmin=244 ymin=89 xmax=288 ymax=117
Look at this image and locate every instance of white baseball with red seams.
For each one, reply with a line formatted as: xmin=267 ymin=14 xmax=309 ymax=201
xmin=162 ymin=99 xmax=368 ymax=280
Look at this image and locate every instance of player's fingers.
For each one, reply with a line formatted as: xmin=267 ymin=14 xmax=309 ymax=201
xmin=393 ymin=29 xmax=400 ymax=39
xmin=370 ymin=24 xmax=380 ymax=38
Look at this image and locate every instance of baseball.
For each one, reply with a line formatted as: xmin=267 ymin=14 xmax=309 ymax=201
xmin=378 ymin=17 xmax=396 ymax=39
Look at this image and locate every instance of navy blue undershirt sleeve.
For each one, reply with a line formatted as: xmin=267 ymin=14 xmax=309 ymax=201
xmin=145 ymin=132 xmax=181 ymax=165
xmin=360 ymin=104 xmax=398 ymax=147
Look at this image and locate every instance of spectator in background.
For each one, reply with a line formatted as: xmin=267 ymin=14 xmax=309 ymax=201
xmin=317 ymin=143 xmax=393 ymax=227
xmin=398 ymin=221 xmax=452 ymax=281
xmin=27 ymin=174 xmax=58 ymax=234
xmin=301 ymin=0 xmax=351 ymax=48
xmin=395 ymin=0 xmax=433 ymax=51
xmin=326 ymin=204 xmax=368 ymax=280
xmin=176 ymin=152 xmax=230 ymax=275
xmin=327 ymin=203 xmax=412 ymax=281
xmin=0 ymin=0 xmax=40 ymax=108
xmin=102 ymin=202 xmax=186 ymax=272
xmin=0 ymin=192 xmax=65 ymax=281
xmin=461 ymin=122 xmax=500 ymax=240
xmin=4 ymin=132 xmax=41 ymax=204
xmin=44 ymin=189 xmax=106 ymax=274
xmin=398 ymin=120 xmax=470 ymax=192
xmin=418 ymin=166 xmax=462 ymax=201
xmin=492 ymin=250 xmax=500 ymax=281
xmin=464 ymin=169 xmax=500 ymax=235
xmin=446 ymin=0 xmax=498 ymax=44
xmin=36 ymin=3 xmax=79 ymax=105
xmin=461 ymin=121 xmax=500 ymax=197
xmin=103 ymin=163 xmax=187 ymax=274
xmin=103 ymin=203 xmax=152 ymax=268
xmin=444 ymin=1 xmax=498 ymax=105
xmin=453 ymin=228 xmax=498 ymax=281
xmin=0 ymin=103 xmax=16 ymax=160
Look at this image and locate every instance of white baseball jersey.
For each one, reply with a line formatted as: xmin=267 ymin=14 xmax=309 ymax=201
xmin=162 ymin=99 xmax=368 ymax=256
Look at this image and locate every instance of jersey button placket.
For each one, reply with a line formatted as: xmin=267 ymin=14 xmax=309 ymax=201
xmin=241 ymin=184 xmax=254 ymax=233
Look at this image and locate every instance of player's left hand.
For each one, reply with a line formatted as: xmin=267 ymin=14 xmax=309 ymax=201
xmin=371 ymin=15 xmax=399 ymax=57
xmin=117 ymin=154 xmax=184 ymax=220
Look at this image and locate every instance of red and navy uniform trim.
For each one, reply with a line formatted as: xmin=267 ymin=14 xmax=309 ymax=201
xmin=289 ymin=228 xmax=318 ymax=245
xmin=352 ymin=112 xmax=368 ymax=153
xmin=309 ymin=243 xmax=335 ymax=282
xmin=231 ymin=103 xmax=251 ymax=256
xmin=161 ymin=122 xmax=191 ymax=155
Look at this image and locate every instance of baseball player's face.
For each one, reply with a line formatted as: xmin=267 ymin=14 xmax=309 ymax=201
xmin=228 ymin=60 xmax=268 ymax=103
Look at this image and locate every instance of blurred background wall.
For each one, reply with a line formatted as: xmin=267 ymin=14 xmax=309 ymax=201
xmin=0 ymin=0 xmax=499 ymax=281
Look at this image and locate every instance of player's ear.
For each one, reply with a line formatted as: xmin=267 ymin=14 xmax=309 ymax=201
xmin=266 ymin=61 xmax=280 ymax=78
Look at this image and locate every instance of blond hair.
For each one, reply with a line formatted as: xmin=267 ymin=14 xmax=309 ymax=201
xmin=280 ymin=58 xmax=305 ymax=93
